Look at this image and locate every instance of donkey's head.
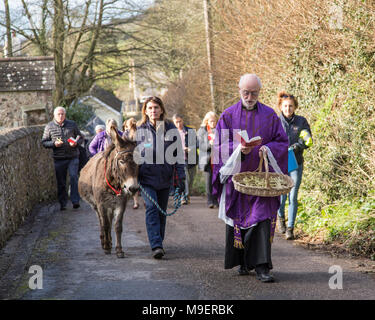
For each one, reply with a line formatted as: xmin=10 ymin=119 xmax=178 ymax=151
xmin=105 ymin=125 xmax=139 ymax=196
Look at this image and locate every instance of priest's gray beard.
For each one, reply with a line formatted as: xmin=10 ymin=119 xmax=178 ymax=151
xmin=241 ymin=97 xmax=256 ymax=110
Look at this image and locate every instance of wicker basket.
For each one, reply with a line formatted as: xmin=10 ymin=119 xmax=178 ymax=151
xmin=232 ymin=152 xmax=294 ymax=197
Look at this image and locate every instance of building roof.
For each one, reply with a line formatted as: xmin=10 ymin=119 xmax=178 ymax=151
xmin=88 ymin=85 xmax=122 ymax=113
xmin=0 ymin=56 xmax=55 ymax=92
xmin=84 ymin=115 xmax=106 ymax=136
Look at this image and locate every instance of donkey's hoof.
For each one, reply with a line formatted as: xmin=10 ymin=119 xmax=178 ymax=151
xmin=104 ymin=249 xmax=111 ymax=255
xmin=116 ymin=252 xmax=125 ymax=258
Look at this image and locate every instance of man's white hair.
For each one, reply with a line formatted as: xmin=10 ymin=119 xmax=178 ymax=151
xmin=54 ymin=106 xmax=66 ymax=115
xmin=238 ymin=73 xmax=262 ymax=89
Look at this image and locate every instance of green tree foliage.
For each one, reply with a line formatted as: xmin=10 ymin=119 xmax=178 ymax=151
xmin=282 ymin=2 xmax=375 ymax=258
xmin=286 ymin=4 xmax=375 ymax=201
xmin=65 ymin=102 xmax=95 ymax=129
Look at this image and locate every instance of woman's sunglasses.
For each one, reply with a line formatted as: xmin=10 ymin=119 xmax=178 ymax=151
xmin=281 ymin=94 xmax=294 ymax=98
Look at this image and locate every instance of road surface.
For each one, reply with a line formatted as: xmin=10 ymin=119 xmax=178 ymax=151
xmin=0 ymin=196 xmax=374 ymax=300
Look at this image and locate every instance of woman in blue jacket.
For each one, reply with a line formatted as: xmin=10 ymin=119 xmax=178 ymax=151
xmin=136 ymin=96 xmax=186 ymax=259
xmin=277 ymin=92 xmax=312 ymax=240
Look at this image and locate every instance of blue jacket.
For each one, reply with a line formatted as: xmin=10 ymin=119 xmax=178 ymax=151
xmin=136 ymin=120 xmax=185 ymax=190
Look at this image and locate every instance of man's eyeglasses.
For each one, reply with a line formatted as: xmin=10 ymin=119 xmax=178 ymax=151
xmin=240 ymin=90 xmax=259 ymax=97
xmin=281 ymin=94 xmax=294 ymax=99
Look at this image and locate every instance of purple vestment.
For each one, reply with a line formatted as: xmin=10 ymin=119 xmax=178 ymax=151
xmin=212 ymin=100 xmax=288 ymax=241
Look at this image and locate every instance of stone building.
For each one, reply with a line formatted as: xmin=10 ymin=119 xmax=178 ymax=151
xmin=0 ymin=56 xmax=55 ymax=129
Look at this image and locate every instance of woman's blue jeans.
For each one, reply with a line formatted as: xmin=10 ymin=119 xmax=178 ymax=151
xmin=141 ymin=185 xmax=170 ymax=250
xmin=278 ymin=163 xmax=303 ymax=228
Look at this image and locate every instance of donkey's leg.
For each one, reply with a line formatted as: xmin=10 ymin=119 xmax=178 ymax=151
xmin=114 ymin=205 xmax=126 ymax=258
xmin=106 ymin=208 xmax=114 ymax=250
xmin=98 ymin=205 xmax=111 ymax=254
xmin=95 ymin=210 xmax=106 ymax=250
xmin=95 ymin=205 xmax=109 ymax=250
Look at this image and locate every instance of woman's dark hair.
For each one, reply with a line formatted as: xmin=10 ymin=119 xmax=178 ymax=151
xmin=139 ymin=96 xmax=167 ymax=126
xmin=277 ymin=91 xmax=298 ymax=111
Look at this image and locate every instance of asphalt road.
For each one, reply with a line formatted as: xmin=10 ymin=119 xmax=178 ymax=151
xmin=0 ymin=196 xmax=374 ymax=300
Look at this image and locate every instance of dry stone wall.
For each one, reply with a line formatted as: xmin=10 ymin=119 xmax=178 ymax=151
xmin=0 ymin=125 xmax=56 ymax=248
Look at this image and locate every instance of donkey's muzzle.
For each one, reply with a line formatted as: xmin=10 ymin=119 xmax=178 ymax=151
xmin=128 ymin=185 xmax=140 ymax=195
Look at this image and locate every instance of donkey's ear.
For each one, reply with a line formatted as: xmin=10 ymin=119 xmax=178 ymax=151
xmin=110 ymin=126 xmax=127 ymax=150
xmin=109 ymin=126 xmax=117 ymax=143
xmin=110 ymin=126 xmax=120 ymax=145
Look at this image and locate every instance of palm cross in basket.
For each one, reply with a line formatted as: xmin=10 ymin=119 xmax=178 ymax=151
xmin=233 ymin=149 xmax=294 ymax=197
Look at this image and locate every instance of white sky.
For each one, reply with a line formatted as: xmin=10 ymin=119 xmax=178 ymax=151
xmin=0 ymin=0 xmax=154 ymax=11
xmin=0 ymin=0 xmax=154 ymax=41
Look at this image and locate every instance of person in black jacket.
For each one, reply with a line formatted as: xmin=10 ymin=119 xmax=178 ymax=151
xmin=197 ymin=111 xmax=219 ymax=208
xmin=172 ymin=114 xmax=198 ymax=205
xmin=136 ymin=97 xmax=186 ymax=259
xmin=277 ymin=92 xmax=312 ymax=240
xmin=42 ymin=106 xmax=83 ymax=211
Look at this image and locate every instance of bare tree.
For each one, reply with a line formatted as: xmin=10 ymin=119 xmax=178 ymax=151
xmin=53 ymin=0 xmax=65 ymax=105
xmin=0 ymin=0 xmax=149 ymax=106
xmin=3 ymin=0 xmax=12 ymax=57
xmin=203 ymin=0 xmax=216 ymax=113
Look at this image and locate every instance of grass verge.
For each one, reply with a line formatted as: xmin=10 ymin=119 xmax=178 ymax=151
xmin=294 ymin=191 xmax=375 ymax=260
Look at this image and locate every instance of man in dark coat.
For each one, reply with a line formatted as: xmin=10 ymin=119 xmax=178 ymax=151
xmin=42 ymin=106 xmax=83 ymax=211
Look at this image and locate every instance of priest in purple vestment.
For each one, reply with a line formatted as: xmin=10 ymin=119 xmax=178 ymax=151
xmin=212 ymin=74 xmax=288 ymax=283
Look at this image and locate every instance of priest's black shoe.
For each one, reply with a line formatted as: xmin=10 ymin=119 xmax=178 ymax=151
xmin=256 ymin=272 xmax=275 ymax=283
xmin=238 ymin=265 xmax=250 ymax=276
xmin=255 ymin=264 xmax=274 ymax=282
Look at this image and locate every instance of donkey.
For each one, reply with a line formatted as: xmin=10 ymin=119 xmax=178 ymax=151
xmin=78 ymin=126 xmax=139 ymax=258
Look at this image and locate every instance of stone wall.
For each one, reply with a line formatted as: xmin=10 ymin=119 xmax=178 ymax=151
xmin=0 ymin=126 xmax=56 ymax=248
xmin=0 ymin=91 xmax=53 ymax=128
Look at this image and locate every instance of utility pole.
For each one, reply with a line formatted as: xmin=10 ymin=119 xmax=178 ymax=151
xmin=203 ymin=0 xmax=217 ymax=113
xmin=4 ymin=0 xmax=12 ymax=57
xmin=130 ymin=59 xmax=139 ymax=113
xmin=53 ymin=0 xmax=65 ymax=106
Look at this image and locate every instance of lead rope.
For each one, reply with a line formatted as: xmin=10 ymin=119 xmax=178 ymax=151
xmin=139 ymin=184 xmax=183 ymax=216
